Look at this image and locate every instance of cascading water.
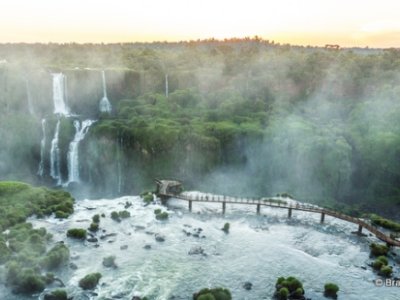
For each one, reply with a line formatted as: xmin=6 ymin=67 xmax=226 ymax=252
xmin=99 ymin=70 xmax=112 ymax=113
xmin=67 ymin=119 xmax=95 ymax=184
xmin=37 ymin=119 xmax=46 ymax=177
xmin=165 ymin=73 xmax=169 ymax=98
xmin=117 ymin=135 xmax=123 ymax=194
xmin=52 ymin=73 xmax=69 ymax=116
xmin=25 ymin=79 xmax=35 ymax=116
xmin=50 ymin=120 xmax=62 ymax=185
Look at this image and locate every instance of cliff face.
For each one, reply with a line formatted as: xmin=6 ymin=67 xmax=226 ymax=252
xmin=0 ymin=67 xmax=233 ymax=197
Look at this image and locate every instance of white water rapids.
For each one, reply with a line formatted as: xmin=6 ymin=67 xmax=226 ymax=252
xmin=2 ymin=195 xmax=399 ymax=300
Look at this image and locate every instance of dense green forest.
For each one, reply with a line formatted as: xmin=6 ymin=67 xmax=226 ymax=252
xmin=0 ymin=40 xmax=400 ymax=217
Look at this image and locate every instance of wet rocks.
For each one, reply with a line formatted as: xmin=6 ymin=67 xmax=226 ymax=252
xmin=102 ymin=255 xmax=117 ymax=268
xmin=144 ymin=244 xmax=152 ymax=250
xmin=87 ymin=237 xmax=98 ymax=243
xmin=183 ymin=227 xmax=205 ymax=238
xmin=120 ymin=245 xmax=128 ymax=250
xmin=243 ymin=281 xmax=253 ymax=290
xmin=155 ymin=234 xmax=165 ymax=242
xmin=100 ymin=233 xmax=117 ymax=240
xmin=188 ymin=246 xmax=206 ymax=256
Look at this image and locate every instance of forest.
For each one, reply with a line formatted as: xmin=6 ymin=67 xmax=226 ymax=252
xmin=1 ymin=39 xmax=400 ymax=218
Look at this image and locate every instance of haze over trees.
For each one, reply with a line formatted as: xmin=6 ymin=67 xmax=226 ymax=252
xmin=0 ymin=38 xmax=400 ymax=217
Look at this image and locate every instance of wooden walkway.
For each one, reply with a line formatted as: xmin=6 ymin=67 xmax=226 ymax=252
xmin=162 ymin=192 xmax=400 ymax=247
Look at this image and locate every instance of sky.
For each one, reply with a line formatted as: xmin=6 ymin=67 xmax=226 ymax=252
xmin=1 ymin=0 xmax=400 ymax=47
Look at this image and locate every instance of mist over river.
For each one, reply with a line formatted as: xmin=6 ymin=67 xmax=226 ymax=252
xmin=1 ymin=195 xmax=398 ymax=300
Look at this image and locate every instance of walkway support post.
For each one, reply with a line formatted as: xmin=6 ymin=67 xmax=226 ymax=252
xmin=320 ymin=213 xmax=325 ymax=223
xmin=222 ymin=202 xmax=226 ymax=214
xmin=189 ymin=200 xmax=192 ymax=212
xmin=257 ymin=204 xmax=261 ymax=215
xmin=358 ymin=224 xmax=363 ymax=234
xmin=288 ymin=208 xmax=292 ymax=218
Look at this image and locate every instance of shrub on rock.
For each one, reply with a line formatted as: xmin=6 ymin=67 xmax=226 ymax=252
xmin=43 ymin=289 xmax=68 ymax=300
xmin=66 ymin=228 xmax=87 ymax=239
xmin=111 ymin=211 xmax=120 ymax=221
xmin=92 ymin=214 xmax=100 ymax=223
xmin=380 ymin=265 xmax=393 ymax=277
xmin=79 ymin=272 xmax=102 ymax=290
xmin=41 ymin=243 xmax=70 ymax=270
xmin=119 ymin=210 xmax=130 ymax=219
xmin=88 ymin=222 xmax=99 ymax=232
xmin=222 ymin=223 xmax=230 ymax=233
xmin=370 ymin=243 xmax=389 ymax=256
xmin=154 ymin=209 xmax=169 ymax=220
xmin=193 ymin=287 xmax=232 ymax=300
xmin=274 ymin=276 xmax=304 ymax=300
xmin=324 ymin=283 xmax=339 ymax=298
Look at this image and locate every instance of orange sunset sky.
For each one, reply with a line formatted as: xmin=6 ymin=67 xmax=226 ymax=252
xmin=1 ymin=0 xmax=400 ymax=47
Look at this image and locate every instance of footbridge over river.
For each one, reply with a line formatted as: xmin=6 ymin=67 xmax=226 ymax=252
xmin=155 ymin=179 xmax=400 ymax=247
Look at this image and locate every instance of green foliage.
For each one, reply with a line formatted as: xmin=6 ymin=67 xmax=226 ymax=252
xmin=92 ymin=214 xmax=100 ymax=223
xmin=110 ymin=210 xmax=130 ymax=221
xmin=197 ymin=294 xmax=216 ymax=300
xmin=119 ymin=210 xmax=131 ymax=218
xmin=111 ymin=211 xmax=120 ymax=221
xmin=369 ymin=214 xmax=400 ymax=232
xmin=154 ymin=209 xmax=169 ymax=220
xmin=275 ymin=276 xmax=304 ymax=299
xmin=41 ymin=244 xmax=70 ymax=270
xmin=194 ymin=287 xmax=232 ymax=300
xmin=44 ymin=289 xmax=68 ymax=300
xmin=143 ymin=193 xmax=153 ymax=204
xmin=370 ymin=243 xmax=389 ymax=257
xmin=324 ymin=283 xmax=339 ymax=298
xmin=222 ymin=223 xmax=230 ymax=233
xmin=380 ymin=265 xmax=393 ymax=277
xmin=0 ymin=241 xmax=12 ymax=264
xmin=66 ymin=228 xmax=87 ymax=239
xmin=6 ymin=263 xmax=45 ymax=294
xmin=79 ymin=272 xmax=102 ymax=290
xmin=277 ymin=287 xmax=289 ymax=300
xmin=372 ymin=259 xmax=384 ymax=270
xmin=0 ymin=181 xmax=74 ymax=231
xmin=88 ymin=222 xmax=99 ymax=232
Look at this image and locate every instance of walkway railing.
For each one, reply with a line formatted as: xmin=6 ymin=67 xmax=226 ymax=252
xmin=162 ymin=192 xmax=400 ymax=247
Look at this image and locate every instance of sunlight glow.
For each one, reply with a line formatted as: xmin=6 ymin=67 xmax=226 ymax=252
xmin=0 ymin=0 xmax=399 ymax=47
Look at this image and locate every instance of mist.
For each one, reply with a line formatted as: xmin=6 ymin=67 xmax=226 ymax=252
xmin=0 ymin=41 xmax=399 ymax=217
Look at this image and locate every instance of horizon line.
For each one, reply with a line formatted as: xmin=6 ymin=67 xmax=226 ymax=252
xmin=0 ymin=36 xmax=399 ymax=50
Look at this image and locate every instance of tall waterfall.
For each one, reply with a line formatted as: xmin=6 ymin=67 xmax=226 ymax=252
xmin=25 ymin=80 xmax=35 ymax=116
xmin=165 ymin=73 xmax=169 ymax=98
xmin=37 ymin=119 xmax=46 ymax=177
xmin=67 ymin=119 xmax=95 ymax=184
xmin=99 ymin=70 xmax=112 ymax=113
xmin=50 ymin=120 xmax=62 ymax=185
xmin=52 ymin=73 xmax=69 ymax=115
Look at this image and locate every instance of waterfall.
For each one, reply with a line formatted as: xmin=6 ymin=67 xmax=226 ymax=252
xmin=67 ymin=119 xmax=95 ymax=184
xmin=25 ymin=80 xmax=35 ymax=116
xmin=165 ymin=74 xmax=169 ymax=98
xmin=99 ymin=70 xmax=112 ymax=113
xmin=37 ymin=119 xmax=46 ymax=177
xmin=52 ymin=73 xmax=69 ymax=116
xmin=117 ymin=135 xmax=123 ymax=194
xmin=50 ymin=120 xmax=62 ymax=185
